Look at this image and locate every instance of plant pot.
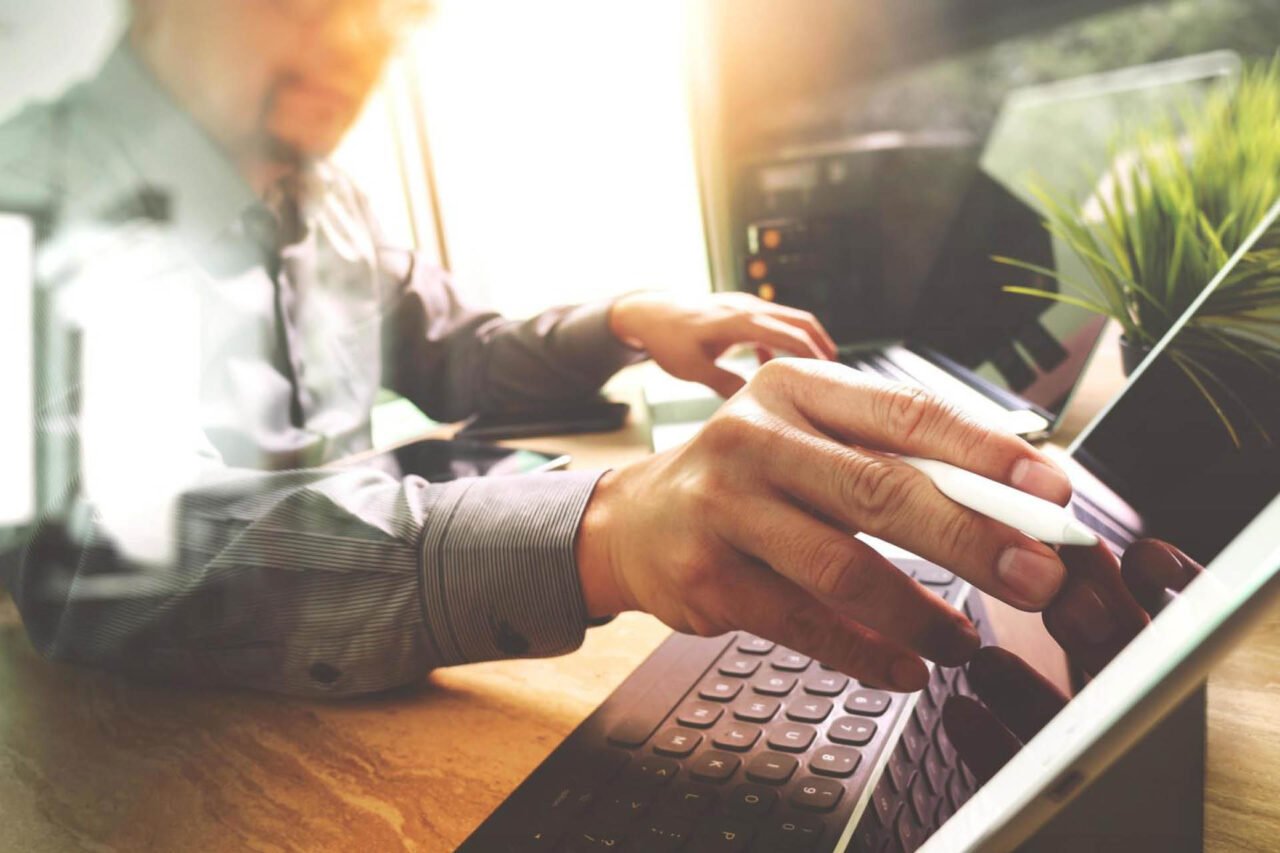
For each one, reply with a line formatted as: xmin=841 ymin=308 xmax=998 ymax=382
xmin=1120 ymin=335 xmax=1154 ymax=376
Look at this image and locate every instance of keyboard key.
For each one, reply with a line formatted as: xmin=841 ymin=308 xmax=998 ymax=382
xmin=603 ymin=636 xmax=738 ymax=749
xmin=772 ymin=651 xmax=812 ymax=671
xmin=540 ymin=784 xmax=596 ymax=818
xmin=936 ymin=796 xmax=955 ymax=827
xmin=762 ymin=814 xmax=826 ymax=851
xmin=677 ymin=700 xmax=724 ymax=729
xmin=768 ymin=722 xmax=817 ymax=752
xmin=871 ymin=780 xmax=901 ymax=827
xmin=851 ymin=819 xmax=889 ymax=853
xmin=653 ymin=727 xmax=702 ymax=758
xmin=728 ymin=782 xmax=778 ymax=817
xmin=745 ymin=752 xmax=798 ymax=785
xmin=901 ymin=717 xmax=929 ymax=763
xmin=632 ymin=756 xmax=680 ymax=786
xmin=844 ymin=689 xmax=891 ymax=717
xmin=700 ymin=678 xmax=744 ymax=702
xmin=690 ymin=750 xmax=740 ymax=783
xmin=627 ymin=814 xmax=693 ymax=851
xmin=828 ymin=716 xmax=876 ymax=746
xmin=786 ymin=697 xmax=833 ymax=724
xmin=692 ymin=816 xmax=755 ymax=851
xmin=927 ymin=670 xmax=950 ymax=708
xmin=790 ymin=776 xmax=845 ymax=812
xmin=947 ymin=772 xmax=970 ymax=809
xmin=810 ymin=746 xmax=862 ymax=778
xmin=753 ymin=672 xmax=798 ymax=696
xmin=923 ymin=744 xmax=949 ymax=794
xmin=896 ymin=805 xmax=927 ymax=851
xmin=802 ymin=672 xmax=849 ymax=696
xmin=912 ymin=562 xmax=955 ymax=586
xmin=734 ymin=696 xmax=780 ymax=723
xmin=713 ymin=723 xmax=762 ymax=752
xmin=887 ymin=750 xmax=916 ymax=794
xmin=910 ymin=775 xmax=935 ymax=826
xmin=567 ymin=822 xmax=629 ymax=851
xmin=720 ymin=655 xmax=763 ymax=677
xmin=738 ymin=636 xmax=775 ymax=655
xmin=933 ymin=722 xmax=958 ymax=766
xmin=597 ymin=792 xmax=652 ymax=823
xmin=665 ymin=781 xmax=718 ymax=817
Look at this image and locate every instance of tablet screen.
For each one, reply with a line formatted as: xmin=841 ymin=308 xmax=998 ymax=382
xmin=924 ymin=196 xmax=1280 ymax=851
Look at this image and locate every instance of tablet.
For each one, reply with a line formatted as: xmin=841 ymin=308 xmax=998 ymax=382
xmin=922 ymin=196 xmax=1280 ymax=851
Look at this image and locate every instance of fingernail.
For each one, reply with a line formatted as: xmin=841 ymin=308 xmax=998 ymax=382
xmin=997 ymin=546 xmax=1065 ymax=608
xmin=1063 ymin=585 xmax=1116 ymax=644
xmin=890 ymin=656 xmax=928 ymax=692
xmin=1011 ymin=458 xmax=1072 ymax=503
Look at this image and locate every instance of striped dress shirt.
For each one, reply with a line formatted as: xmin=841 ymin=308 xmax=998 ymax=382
xmin=0 ymin=43 xmax=646 ymax=696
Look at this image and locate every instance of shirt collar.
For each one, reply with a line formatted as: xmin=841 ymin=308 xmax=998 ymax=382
xmin=80 ymin=42 xmax=260 ymax=252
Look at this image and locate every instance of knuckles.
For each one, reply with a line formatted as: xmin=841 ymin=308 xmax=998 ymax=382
xmin=877 ymin=384 xmax=944 ymax=446
xmin=805 ymin=536 xmax=867 ymax=602
xmin=836 ymin=452 xmax=915 ymax=527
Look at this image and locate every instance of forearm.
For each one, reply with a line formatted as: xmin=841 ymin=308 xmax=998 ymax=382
xmin=7 ymin=466 xmax=608 ymax=697
xmin=382 ymin=251 xmax=646 ymax=421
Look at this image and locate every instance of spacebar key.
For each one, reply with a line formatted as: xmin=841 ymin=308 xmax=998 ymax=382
xmin=606 ymin=633 xmax=736 ymax=748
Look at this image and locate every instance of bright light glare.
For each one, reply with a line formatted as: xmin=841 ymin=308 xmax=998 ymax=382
xmin=408 ymin=0 xmax=709 ymax=317
xmin=0 ymin=213 xmax=35 ymax=527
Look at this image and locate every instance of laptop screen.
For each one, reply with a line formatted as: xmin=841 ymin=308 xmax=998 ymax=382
xmin=0 ymin=210 xmax=35 ymax=528
xmin=910 ymin=52 xmax=1238 ymax=420
xmin=926 ymin=196 xmax=1280 ymax=851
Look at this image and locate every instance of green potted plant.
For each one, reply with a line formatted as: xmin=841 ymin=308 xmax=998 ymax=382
xmin=998 ymin=56 xmax=1280 ymax=447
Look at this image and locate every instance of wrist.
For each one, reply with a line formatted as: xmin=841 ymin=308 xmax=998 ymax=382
xmin=576 ymin=469 xmax=632 ymax=620
xmin=607 ymin=291 xmax=656 ymax=350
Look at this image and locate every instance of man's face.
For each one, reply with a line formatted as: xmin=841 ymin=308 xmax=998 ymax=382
xmin=141 ymin=0 xmax=423 ymax=159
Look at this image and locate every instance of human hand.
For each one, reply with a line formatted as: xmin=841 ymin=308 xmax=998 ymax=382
xmin=608 ymin=290 xmax=838 ymax=398
xmin=942 ymin=539 xmax=1204 ymax=782
xmin=575 ymin=358 xmax=1074 ymax=692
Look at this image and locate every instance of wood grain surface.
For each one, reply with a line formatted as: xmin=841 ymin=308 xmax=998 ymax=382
xmin=0 ymin=346 xmax=1276 ymax=851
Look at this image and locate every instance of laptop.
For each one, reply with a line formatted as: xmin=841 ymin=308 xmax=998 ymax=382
xmin=459 ymin=196 xmax=1280 ymax=852
xmin=0 ymin=209 xmax=36 ymax=531
xmin=648 ymin=52 xmax=1240 ymax=451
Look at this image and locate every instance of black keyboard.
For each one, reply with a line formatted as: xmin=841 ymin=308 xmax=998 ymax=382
xmin=459 ymin=561 xmax=992 ymax=853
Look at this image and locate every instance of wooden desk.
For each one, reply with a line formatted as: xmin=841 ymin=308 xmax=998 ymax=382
xmin=2 ymin=340 xmax=1277 ymax=851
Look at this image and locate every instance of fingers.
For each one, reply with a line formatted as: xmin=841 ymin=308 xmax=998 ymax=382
xmin=726 ymin=292 xmax=838 ymax=360
xmin=717 ymin=494 xmax=979 ymax=665
xmin=1121 ymin=539 xmax=1204 ymax=616
xmin=1043 ymin=544 xmax=1150 ymax=676
xmin=942 ymin=695 xmax=1021 ymax=784
xmin=765 ymin=307 xmax=838 ymax=360
xmin=733 ymin=314 xmax=828 ymax=361
xmin=758 ymin=359 xmax=1073 ymax=506
xmin=751 ymin=424 xmax=1066 ymax=610
xmin=721 ymin=559 xmax=930 ymax=692
xmin=965 ymin=646 xmax=1067 ymax=743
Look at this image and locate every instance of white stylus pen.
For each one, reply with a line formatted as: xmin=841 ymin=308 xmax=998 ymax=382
xmin=900 ymin=456 xmax=1099 ymax=547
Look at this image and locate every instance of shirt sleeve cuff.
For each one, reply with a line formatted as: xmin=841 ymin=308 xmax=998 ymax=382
xmin=418 ymin=470 xmax=605 ymax=666
xmin=554 ymin=298 xmax=649 ymax=378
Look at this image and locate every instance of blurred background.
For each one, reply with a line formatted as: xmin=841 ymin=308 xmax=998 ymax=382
xmin=1 ymin=0 xmax=1277 ymax=329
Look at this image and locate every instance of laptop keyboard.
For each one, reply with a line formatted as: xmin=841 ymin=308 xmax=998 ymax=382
xmin=458 ymin=564 xmax=990 ymax=853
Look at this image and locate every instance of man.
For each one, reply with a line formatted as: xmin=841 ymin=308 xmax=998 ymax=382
xmin=0 ymin=0 xmax=1072 ymax=697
